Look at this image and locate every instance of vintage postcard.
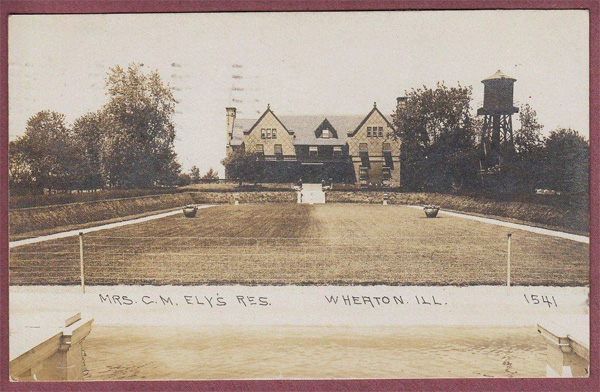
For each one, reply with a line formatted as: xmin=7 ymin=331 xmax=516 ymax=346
xmin=4 ymin=5 xmax=594 ymax=389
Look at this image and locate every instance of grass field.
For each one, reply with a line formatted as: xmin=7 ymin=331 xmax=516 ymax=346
xmin=9 ymin=204 xmax=589 ymax=286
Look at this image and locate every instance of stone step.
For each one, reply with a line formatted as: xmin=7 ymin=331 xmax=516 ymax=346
xmin=299 ymin=183 xmax=326 ymax=204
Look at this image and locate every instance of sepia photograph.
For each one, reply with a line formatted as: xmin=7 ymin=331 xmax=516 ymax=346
xmin=3 ymin=3 xmax=596 ymax=389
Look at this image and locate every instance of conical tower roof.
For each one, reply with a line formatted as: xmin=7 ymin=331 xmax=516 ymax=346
xmin=482 ymin=70 xmax=516 ymax=82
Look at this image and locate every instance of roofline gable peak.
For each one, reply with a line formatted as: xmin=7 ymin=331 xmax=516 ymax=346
xmin=315 ymin=117 xmax=339 ymax=139
xmin=347 ymin=105 xmax=395 ymax=137
xmin=243 ymin=105 xmax=294 ymax=135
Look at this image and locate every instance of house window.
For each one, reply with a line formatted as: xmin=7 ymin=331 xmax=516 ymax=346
xmin=309 ymin=146 xmax=318 ymax=157
xmin=378 ymin=127 xmax=383 ymax=137
xmin=382 ymin=167 xmax=391 ymax=180
xmin=272 ymin=129 xmax=277 ymax=139
xmin=333 ymin=146 xmax=342 ymax=157
xmin=274 ymin=144 xmax=283 ymax=155
xmin=359 ymin=143 xmax=368 ymax=153
xmin=367 ymin=127 xmax=372 ymax=137
xmin=322 ymin=129 xmax=330 ymax=138
xmin=256 ymin=144 xmax=264 ymax=154
xmin=359 ymin=167 xmax=368 ymax=180
xmin=382 ymin=142 xmax=391 ymax=152
xmin=261 ymin=129 xmax=266 ymax=139
xmin=266 ymin=129 xmax=272 ymax=139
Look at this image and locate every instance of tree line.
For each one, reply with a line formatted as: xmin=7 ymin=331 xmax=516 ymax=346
xmin=11 ymin=69 xmax=588 ymax=204
xmin=178 ymin=166 xmax=219 ymax=186
xmin=222 ymin=82 xmax=588 ymax=205
xmin=392 ymin=83 xmax=589 ymax=205
xmin=9 ymin=64 xmax=183 ymax=194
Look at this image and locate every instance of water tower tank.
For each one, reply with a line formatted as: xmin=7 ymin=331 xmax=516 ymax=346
xmin=479 ymin=70 xmax=518 ymax=115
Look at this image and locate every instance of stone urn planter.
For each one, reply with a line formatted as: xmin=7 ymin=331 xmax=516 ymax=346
xmin=182 ymin=205 xmax=198 ymax=218
xmin=423 ymin=205 xmax=440 ymax=218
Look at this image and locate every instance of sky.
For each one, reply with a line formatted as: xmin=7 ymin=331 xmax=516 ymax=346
xmin=8 ymin=11 xmax=589 ymax=174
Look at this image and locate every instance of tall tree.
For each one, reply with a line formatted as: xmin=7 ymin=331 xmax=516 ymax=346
xmin=18 ymin=111 xmax=76 ymax=192
xmin=499 ymin=103 xmax=546 ymax=194
xmin=8 ymin=138 xmax=33 ymax=192
xmin=101 ymin=63 xmax=180 ymax=188
xmin=392 ymin=82 xmax=479 ymax=192
xmin=515 ymin=103 xmax=544 ymax=156
xmin=72 ymin=111 xmax=105 ymax=190
xmin=543 ymin=128 xmax=588 ymax=201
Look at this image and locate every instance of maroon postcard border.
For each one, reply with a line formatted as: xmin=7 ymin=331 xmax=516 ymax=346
xmin=0 ymin=1 xmax=598 ymax=391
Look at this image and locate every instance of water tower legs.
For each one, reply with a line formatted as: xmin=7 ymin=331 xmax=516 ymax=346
xmin=481 ymin=113 xmax=514 ymax=166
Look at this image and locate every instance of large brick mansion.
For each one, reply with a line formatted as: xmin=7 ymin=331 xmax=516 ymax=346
xmin=225 ymin=100 xmax=404 ymax=186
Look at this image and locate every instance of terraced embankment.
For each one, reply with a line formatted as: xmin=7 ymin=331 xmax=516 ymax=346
xmin=9 ymin=191 xmax=296 ymax=237
xmin=9 ymin=189 xmax=587 ymax=237
xmin=326 ymin=192 xmax=589 ymax=234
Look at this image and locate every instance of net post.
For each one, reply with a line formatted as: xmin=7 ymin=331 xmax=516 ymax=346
xmin=79 ymin=232 xmax=86 ymax=294
xmin=506 ymin=233 xmax=512 ymax=293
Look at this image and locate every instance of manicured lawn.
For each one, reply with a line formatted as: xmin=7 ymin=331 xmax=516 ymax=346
xmin=9 ymin=204 xmax=588 ymax=286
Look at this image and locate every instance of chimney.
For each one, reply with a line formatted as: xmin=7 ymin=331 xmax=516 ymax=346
xmin=396 ymin=96 xmax=407 ymax=111
xmin=226 ymin=107 xmax=236 ymax=145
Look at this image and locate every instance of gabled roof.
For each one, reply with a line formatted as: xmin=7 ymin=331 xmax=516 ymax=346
xmin=346 ymin=104 xmax=395 ymax=137
xmin=284 ymin=115 xmax=364 ymax=145
xmin=230 ymin=105 xmax=394 ymax=146
xmin=243 ymin=105 xmax=295 ymax=136
xmin=231 ymin=118 xmax=255 ymax=145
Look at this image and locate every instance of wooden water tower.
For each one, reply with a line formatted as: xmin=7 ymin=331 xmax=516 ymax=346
xmin=477 ymin=70 xmax=519 ymax=168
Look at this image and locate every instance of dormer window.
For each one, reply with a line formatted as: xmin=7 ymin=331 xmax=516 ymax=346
xmin=315 ymin=119 xmax=337 ymax=140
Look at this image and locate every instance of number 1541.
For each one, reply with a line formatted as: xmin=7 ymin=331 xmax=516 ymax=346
xmin=524 ymin=294 xmax=557 ymax=307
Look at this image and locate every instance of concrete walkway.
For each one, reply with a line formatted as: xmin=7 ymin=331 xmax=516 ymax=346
xmin=9 ymin=205 xmax=215 ymax=249
xmin=299 ymin=183 xmax=326 ymax=204
xmin=407 ymin=205 xmax=589 ymax=244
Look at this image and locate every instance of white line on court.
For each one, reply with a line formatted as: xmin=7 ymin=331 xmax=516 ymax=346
xmin=406 ymin=205 xmax=589 ymax=244
xmin=9 ymin=205 xmax=215 ymax=248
